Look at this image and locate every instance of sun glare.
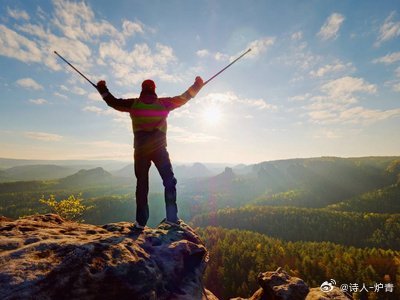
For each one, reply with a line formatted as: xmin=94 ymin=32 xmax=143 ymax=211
xmin=202 ymin=106 xmax=222 ymax=125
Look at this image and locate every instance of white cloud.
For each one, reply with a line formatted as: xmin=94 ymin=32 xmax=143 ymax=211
xmin=376 ymin=11 xmax=400 ymax=46
xmin=196 ymin=37 xmax=274 ymax=63
xmin=71 ymin=87 xmax=87 ymax=96
xmin=29 ymin=98 xmax=48 ymax=105
xmin=37 ymin=6 xmax=46 ymax=20
xmin=215 ymin=52 xmax=229 ymax=61
xmin=196 ymin=49 xmax=210 ymax=57
xmin=310 ymin=61 xmax=355 ymax=77
xmin=24 ymin=131 xmax=63 ymax=142
xmin=52 ymin=0 xmax=118 ymax=41
xmin=82 ymin=106 xmax=130 ymax=127
xmin=320 ymin=76 xmax=376 ymax=100
xmin=396 ymin=67 xmax=400 ymax=77
xmin=16 ymin=78 xmax=44 ymax=90
xmin=99 ymin=41 xmax=178 ymax=85
xmin=88 ymin=92 xmax=102 ymax=101
xmin=303 ymin=77 xmax=386 ymax=125
xmin=317 ymin=13 xmax=345 ymax=40
xmin=168 ymin=125 xmax=221 ymax=144
xmin=291 ymin=31 xmax=303 ymax=41
xmin=83 ymin=106 xmax=105 ymax=114
xmin=289 ymin=93 xmax=312 ymax=102
xmin=393 ymin=82 xmax=400 ymax=92
xmin=245 ymin=37 xmax=275 ymax=58
xmin=122 ymin=20 xmax=144 ymax=36
xmin=339 ymin=106 xmax=400 ymax=124
xmin=7 ymin=7 xmax=30 ymax=20
xmin=0 ymin=25 xmax=42 ymax=63
xmin=373 ymin=52 xmax=400 ymax=64
xmin=278 ymin=39 xmax=320 ymax=71
xmin=13 ymin=23 xmax=92 ymax=72
xmin=197 ymin=91 xmax=275 ymax=110
xmin=54 ymin=92 xmax=68 ymax=99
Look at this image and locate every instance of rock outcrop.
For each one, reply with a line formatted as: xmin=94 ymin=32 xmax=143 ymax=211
xmin=0 ymin=214 xmax=217 ymax=300
xmin=0 ymin=215 xmax=355 ymax=300
xmin=231 ymin=268 xmax=353 ymax=300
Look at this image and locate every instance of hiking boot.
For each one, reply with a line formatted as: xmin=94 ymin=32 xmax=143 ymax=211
xmin=130 ymin=222 xmax=146 ymax=232
xmin=160 ymin=218 xmax=183 ymax=227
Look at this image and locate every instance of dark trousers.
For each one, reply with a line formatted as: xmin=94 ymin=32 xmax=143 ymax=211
xmin=134 ymin=147 xmax=178 ymax=226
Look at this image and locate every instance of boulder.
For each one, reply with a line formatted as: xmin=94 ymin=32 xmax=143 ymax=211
xmin=0 ymin=214 xmax=218 ymax=300
xmin=231 ymin=268 xmax=309 ymax=300
xmin=306 ymin=287 xmax=353 ymax=300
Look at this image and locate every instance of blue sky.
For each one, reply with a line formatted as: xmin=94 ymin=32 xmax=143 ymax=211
xmin=0 ymin=0 xmax=399 ymax=164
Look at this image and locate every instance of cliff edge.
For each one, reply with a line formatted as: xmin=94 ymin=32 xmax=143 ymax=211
xmin=0 ymin=214 xmax=217 ymax=300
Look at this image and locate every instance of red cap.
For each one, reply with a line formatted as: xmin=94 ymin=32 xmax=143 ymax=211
xmin=141 ymin=79 xmax=156 ymax=92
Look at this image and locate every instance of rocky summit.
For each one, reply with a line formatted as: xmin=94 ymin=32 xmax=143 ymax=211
xmin=0 ymin=214 xmax=354 ymax=300
xmin=0 ymin=214 xmax=217 ymax=300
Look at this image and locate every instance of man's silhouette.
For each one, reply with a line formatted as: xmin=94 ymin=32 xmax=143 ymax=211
xmin=97 ymin=77 xmax=203 ymax=230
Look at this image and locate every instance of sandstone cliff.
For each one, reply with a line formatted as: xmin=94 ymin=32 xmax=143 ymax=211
xmin=0 ymin=215 xmax=353 ymax=300
xmin=0 ymin=214 xmax=217 ymax=300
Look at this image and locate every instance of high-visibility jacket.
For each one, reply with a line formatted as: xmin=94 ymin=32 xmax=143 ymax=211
xmin=100 ymin=82 xmax=201 ymax=151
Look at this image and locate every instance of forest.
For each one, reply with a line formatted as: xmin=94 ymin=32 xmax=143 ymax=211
xmin=198 ymin=227 xmax=399 ymax=299
xmin=1 ymin=156 xmax=399 ymax=299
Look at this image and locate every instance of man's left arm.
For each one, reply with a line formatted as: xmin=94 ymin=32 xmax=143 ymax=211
xmin=162 ymin=76 xmax=204 ymax=111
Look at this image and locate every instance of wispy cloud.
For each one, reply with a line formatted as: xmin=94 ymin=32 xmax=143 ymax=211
xmin=83 ymin=105 xmax=131 ymax=127
xmin=99 ymin=42 xmax=178 ymax=85
xmin=375 ymin=11 xmax=400 ymax=46
xmin=245 ymin=37 xmax=275 ymax=58
xmin=393 ymin=82 xmax=400 ymax=92
xmin=0 ymin=25 xmax=42 ymax=63
xmin=396 ymin=66 xmax=400 ymax=77
xmin=24 ymin=131 xmax=63 ymax=142
xmin=88 ymin=92 xmax=102 ymax=101
xmin=310 ymin=60 xmax=355 ymax=77
xmin=317 ymin=13 xmax=345 ymax=40
xmin=51 ymin=0 xmax=117 ymax=41
xmin=320 ymin=76 xmax=376 ymax=100
xmin=373 ymin=51 xmax=400 ymax=64
xmin=16 ymin=78 xmax=43 ymax=90
xmin=301 ymin=76 xmax=393 ymax=125
xmin=29 ymin=98 xmax=48 ymax=105
xmin=54 ymin=92 xmax=68 ymax=99
xmin=196 ymin=37 xmax=275 ymax=62
xmin=196 ymin=49 xmax=209 ymax=58
xmin=196 ymin=91 xmax=276 ymax=110
xmin=291 ymin=31 xmax=303 ymax=41
xmin=7 ymin=7 xmax=30 ymax=21
xmin=168 ymin=125 xmax=221 ymax=144
xmin=122 ymin=20 xmax=145 ymax=36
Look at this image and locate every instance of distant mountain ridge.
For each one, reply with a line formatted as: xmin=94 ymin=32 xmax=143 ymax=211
xmin=57 ymin=167 xmax=113 ymax=188
xmin=1 ymin=165 xmax=78 ymax=182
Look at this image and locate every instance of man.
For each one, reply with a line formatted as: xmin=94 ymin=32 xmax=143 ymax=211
xmin=96 ymin=77 xmax=204 ymax=230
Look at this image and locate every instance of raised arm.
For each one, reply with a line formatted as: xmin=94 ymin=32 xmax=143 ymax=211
xmin=96 ymin=80 xmax=134 ymax=112
xmin=162 ymin=76 xmax=204 ymax=111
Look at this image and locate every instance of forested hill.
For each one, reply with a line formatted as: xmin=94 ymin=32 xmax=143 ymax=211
xmin=192 ymin=206 xmax=400 ymax=250
xmin=181 ymin=156 xmax=400 ymax=211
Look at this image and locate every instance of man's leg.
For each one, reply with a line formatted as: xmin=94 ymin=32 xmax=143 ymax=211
xmin=134 ymin=152 xmax=151 ymax=227
xmin=152 ymin=148 xmax=178 ymax=223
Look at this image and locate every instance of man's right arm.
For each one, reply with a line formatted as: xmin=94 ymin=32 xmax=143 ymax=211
xmin=97 ymin=80 xmax=134 ymax=112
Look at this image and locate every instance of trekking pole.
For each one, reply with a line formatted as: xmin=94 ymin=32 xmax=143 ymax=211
xmin=53 ymin=51 xmax=97 ymax=89
xmin=203 ymin=48 xmax=251 ymax=86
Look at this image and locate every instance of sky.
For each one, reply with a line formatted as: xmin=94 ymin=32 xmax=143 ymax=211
xmin=0 ymin=0 xmax=399 ymax=164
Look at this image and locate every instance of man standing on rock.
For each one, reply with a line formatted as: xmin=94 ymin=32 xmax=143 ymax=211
xmin=96 ymin=77 xmax=204 ymax=230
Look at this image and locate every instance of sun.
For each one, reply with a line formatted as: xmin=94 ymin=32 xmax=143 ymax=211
xmin=201 ymin=106 xmax=222 ymax=125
